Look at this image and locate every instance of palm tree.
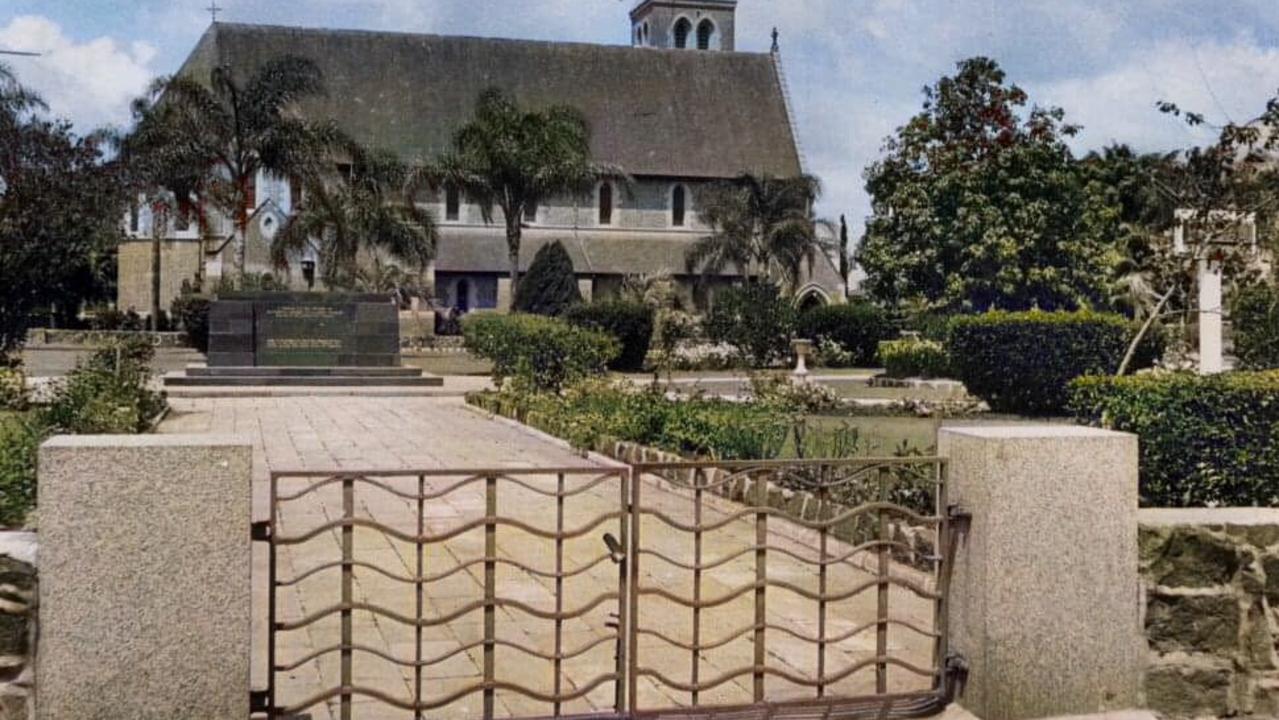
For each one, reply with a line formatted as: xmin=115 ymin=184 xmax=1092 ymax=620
xmin=124 ymin=55 xmax=341 ymax=281
xmin=435 ymin=88 xmax=611 ymax=296
xmin=270 ymin=148 xmax=437 ymax=290
xmin=685 ymin=173 xmax=830 ymax=291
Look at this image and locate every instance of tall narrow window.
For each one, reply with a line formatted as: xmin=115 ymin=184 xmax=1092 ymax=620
xmin=672 ymin=184 xmax=687 ymax=227
xmin=673 ymin=18 xmax=691 ymax=49
xmin=129 ymin=203 xmax=140 ymax=234
xmin=697 ymin=20 xmax=715 ymax=50
xmin=524 ymin=199 xmax=538 ymax=225
xmin=598 ymin=183 xmax=614 ymax=226
xmin=245 ymin=173 xmax=257 ymax=213
xmin=445 ymin=184 xmax=460 ymax=222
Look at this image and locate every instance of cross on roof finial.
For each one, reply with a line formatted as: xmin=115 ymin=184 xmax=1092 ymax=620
xmin=771 ymin=27 xmax=780 ymax=53
xmin=207 ymin=1 xmax=222 ymax=23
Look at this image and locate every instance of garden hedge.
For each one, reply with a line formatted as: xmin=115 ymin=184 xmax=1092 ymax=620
xmin=1070 ymin=371 xmax=1279 ymax=507
xmin=704 ymin=283 xmax=796 ymax=367
xmin=878 ymin=338 xmax=950 ymax=379
xmin=946 ymin=310 xmax=1141 ymax=414
xmin=564 ymin=300 xmax=654 ymax=372
xmin=1232 ymin=283 xmax=1279 ymax=370
xmin=796 ymin=303 xmax=893 ymax=367
xmin=462 ymin=313 xmax=618 ymax=392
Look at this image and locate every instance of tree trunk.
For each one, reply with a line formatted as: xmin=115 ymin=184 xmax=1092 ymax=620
xmin=235 ymin=176 xmax=250 ymax=281
xmin=150 ymin=235 xmax=162 ymax=330
xmin=1118 ymin=284 xmax=1178 ymax=376
xmin=506 ymin=219 xmax=522 ymax=304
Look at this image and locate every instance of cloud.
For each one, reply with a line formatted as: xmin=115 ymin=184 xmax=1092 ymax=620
xmin=0 ymin=15 xmax=157 ymax=131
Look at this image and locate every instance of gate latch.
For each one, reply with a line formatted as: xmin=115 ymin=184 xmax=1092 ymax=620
xmin=251 ymin=521 xmax=272 ymax=542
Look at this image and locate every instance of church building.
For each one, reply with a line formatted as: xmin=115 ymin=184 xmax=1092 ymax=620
xmin=116 ymin=0 xmax=843 ymax=317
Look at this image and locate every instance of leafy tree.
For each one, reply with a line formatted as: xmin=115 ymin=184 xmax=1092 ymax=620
xmin=0 ymin=64 xmax=126 ymax=355
xmin=703 ymin=282 xmax=796 ymax=367
xmin=686 ymin=173 xmax=829 ymax=291
xmin=437 ymin=88 xmax=609 ymax=296
xmin=513 ymin=241 xmax=582 ymax=316
xmin=857 ymin=57 xmax=1117 ymax=312
xmin=271 ymin=147 xmax=436 ymax=289
xmin=124 ymin=55 xmax=342 ymax=280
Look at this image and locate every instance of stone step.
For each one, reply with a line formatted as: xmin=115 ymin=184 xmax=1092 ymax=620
xmin=184 ymin=364 xmax=423 ymax=378
xmin=163 ymin=372 xmax=443 ymax=388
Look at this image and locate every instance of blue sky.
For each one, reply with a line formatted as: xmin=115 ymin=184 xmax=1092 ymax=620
xmin=4 ymin=1 xmax=1279 ymax=221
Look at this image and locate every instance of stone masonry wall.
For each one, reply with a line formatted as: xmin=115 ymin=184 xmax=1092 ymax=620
xmin=1139 ymin=509 xmax=1279 ymax=718
xmin=0 ymin=533 xmax=36 ymax=720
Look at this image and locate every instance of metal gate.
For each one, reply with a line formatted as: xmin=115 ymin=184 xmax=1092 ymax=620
xmin=255 ymin=458 xmax=961 ymax=719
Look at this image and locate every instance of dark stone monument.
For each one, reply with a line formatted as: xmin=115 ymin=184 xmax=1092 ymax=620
xmin=207 ymin=292 xmax=400 ymax=368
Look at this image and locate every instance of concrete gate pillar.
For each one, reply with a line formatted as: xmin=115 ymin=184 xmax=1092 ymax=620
xmin=37 ymin=435 xmax=253 ymax=720
xmin=939 ymin=425 xmax=1141 ymax=720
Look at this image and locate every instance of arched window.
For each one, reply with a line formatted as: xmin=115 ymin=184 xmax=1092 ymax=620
xmin=643 ymin=22 xmax=649 ymax=45
xmin=598 ymin=182 xmax=614 ymax=226
xmin=697 ymin=19 xmax=715 ymax=50
xmin=671 ymin=184 xmax=687 ymax=227
xmin=673 ymin=18 xmax=692 ymax=49
xmin=445 ymin=184 xmax=460 ymax=222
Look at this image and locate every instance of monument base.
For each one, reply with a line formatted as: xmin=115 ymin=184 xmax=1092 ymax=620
xmin=164 ymin=365 xmax=444 ymax=388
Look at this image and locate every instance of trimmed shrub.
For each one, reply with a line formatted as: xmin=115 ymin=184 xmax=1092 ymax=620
xmin=796 ymin=303 xmax=893 ymax=367
xmin=513 ymin=241 xmax=582 ymax=316
xmin=0 ymin=414 xmax=42 ymax=528
xmin=564 ymin=300 xmax=654 ymax=372
xmin=463 ymin=313 xmax=619 ymax=392
xmin=171 ymin=294 xmax=212 ymax=352
xmin=704 ymin=283 xmax=796 ymax=367
xmin=946 ymin=310 xmax=1132 ymax=414
xmin=1070 ymin=371 xmax=1279 ymax=507
xmin=1232 ymin=284 xmax=1279 ymax=370
xmin=41 ymin=338 xmax=166 ymax=434
xmin=878 ymin=338 xmax=950 ymax=379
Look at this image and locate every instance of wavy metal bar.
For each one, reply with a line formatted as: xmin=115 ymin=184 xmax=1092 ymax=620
xmin=278 ymin=551 xmax=615 ymax=588
xmin=637 ymin=502 xmax=939 ymax=535
xmin=636 ymin=655 xmax=937 ymax=694
xmin=276 ymin=469 xmax=623 ymax=503
xmin=635 ymin=614 xmax=938 ymax=653
xmin=637 ymin=574 xmax=940 ymax=609
xmin=278 ymin=672 xmax=622 ymax=716
xmin=275 ymin=633 xmax=617 ymax=673
xmin=277 ymin=591 xmax=622 ymax=632
xmin=274 ymin=510 xmax=624 ymax=546
xmin=637 ymin=539 xmax=929 ymax=572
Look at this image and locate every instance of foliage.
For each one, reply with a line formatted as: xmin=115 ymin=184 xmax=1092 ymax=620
xmin=1 ymin=64 xmax=125 ymax=355
xmin=649 ymin=310 xmax=703 ymax=379
xmin=171 ymin=294 xmax=212 ymax=353
xmin=124 ymin=55 xmax=344 ymax=278
xmin=686 ymin=173 xmax=829 ymax=290
xmin=878 ymin=339 xmax=950 ymax=379
xmin=462 ymin=313 xmax=618 ymax=393
xmin=1070 ymin=371 xmax=1279 ymax=507
xmin=0 ymin=413 xmax=42 ymax=528
xmin=703 ymin=283 xmax=796 ymax=367
xmin=438 ymin=88 xmax=608 ymax=295
xmin=1232 ymin=284 xmax=1279 ymax=370
xmin=747 ymin=373 xmax=840 ymax=413
xmin=272 ymin=147 xmax=436 ymax=289
xmin=512 ymin=241 xmax=582 ymax=316
xmin=40 ymin=338 xmax=167 ymax=435
xmin=0 ymin=368 xmax=27 ymax=411
xmin=857 ymin=57 xmax=1118 ymax=312
xmin=796 ymin=303 xmax=893 ymax=367
xmin=946 ymin=311 xmax=1134 ymax=414
xmin=88 ymin=308 xmax=145 ymax=332
xmin=564 ymin=300 xmax=654 ymax=371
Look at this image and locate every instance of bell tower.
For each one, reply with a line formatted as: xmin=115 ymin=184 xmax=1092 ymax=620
xmin=631 ymin=0 xmax=737 ymax=52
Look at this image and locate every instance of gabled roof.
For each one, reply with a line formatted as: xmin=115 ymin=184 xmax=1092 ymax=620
xmin=180 ymin=22 xmax=803 ymax=179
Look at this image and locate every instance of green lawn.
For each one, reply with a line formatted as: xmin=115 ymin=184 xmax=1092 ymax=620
xmin=792 ymin=413 xmax=1077 ymax=457
xmin=402 ymin=352 xmax=493 ymax=376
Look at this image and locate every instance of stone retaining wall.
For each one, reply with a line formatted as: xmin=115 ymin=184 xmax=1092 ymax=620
xmin=25 ymin=328 xmax=187 ymax=348
xmin=1139 ymin=508 xmax=1279 ymax=718
xmin=0 ymin=533 xmax=36 ymax=720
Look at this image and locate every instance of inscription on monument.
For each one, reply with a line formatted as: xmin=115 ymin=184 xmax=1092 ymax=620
xmin=207 ymin=292 xmax=400 ymax=368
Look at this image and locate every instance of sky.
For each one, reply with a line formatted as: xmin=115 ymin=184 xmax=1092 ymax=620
xmin=3 ymin=1 xmax=1279 ymax=223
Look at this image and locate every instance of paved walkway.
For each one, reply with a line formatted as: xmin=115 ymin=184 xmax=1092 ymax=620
xmin=160 ymin=396 xmax=937 ymax=720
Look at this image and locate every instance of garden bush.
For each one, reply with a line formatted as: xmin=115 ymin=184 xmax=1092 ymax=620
xmin=513 ymin=241 xmax=582 ymax=316
xmin=41 ymin=338 xmax=167 ymax=434
xmin=1070 ymin=371 xmax=1279 ymax=507
xmin=878 ymin=338 xmax=950 ymax=379
xmin=704 ymin=283 xmax=795 ymax=367
xmin=564 ymin=300 xmax=654 ymax=372
xmin=171 ymin=293 xmax=212 ymax=352
xmin=947 ymin=310 xmax=1137 ymax=414
xmin=0 ymin=414 xmax=42 ymax=528
xmin=0 ymin=367 xmax=27 ymax=411
xmin=463 ymin=313 xmax=619 ymax=392
xmin=1232 ymin=284 xmax=1279 ymax=370
xmin=796 ymin=303 xmax=893 ymax=367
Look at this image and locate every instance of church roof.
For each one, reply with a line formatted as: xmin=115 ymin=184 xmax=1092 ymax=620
xmin=180 ymin=23 xmax=803 ymax=179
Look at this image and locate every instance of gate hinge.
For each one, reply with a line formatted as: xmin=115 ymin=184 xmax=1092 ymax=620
xmin=251 ymin=521 xmax=272 ymax=542
xmin=944 ymin=653 xmax=969 ymax=701
xmin=249 ymin=690 xmax=270 ymax=713
xmin=947 ymin=504 xmax=972 ymax=522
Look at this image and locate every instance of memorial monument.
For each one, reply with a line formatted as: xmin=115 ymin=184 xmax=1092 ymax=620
xmin=165 ymin=293 xmax=442 ymax=387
